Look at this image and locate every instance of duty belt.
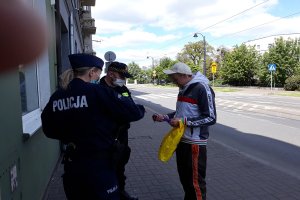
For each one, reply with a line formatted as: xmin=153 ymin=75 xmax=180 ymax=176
xmin=62 ymin=142 xmax=112 ymax=163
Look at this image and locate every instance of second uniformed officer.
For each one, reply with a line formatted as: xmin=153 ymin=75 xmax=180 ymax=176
xmin=41 ymin=53 xmax=145 ymax=200
xmin=100 ymin=61 xmax=138 ymax=200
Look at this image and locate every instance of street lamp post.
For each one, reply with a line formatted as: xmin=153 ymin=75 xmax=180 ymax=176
xmin=147 ymin=56 xmax=155 ymax=84
xmin=147 ymin=56 xmax=154 ymax=69
xmin=193 ymin=33 xmax=206 ymax=76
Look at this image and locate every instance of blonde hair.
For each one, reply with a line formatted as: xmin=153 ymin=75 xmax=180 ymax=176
xmin=59 ymin=67 xmax=92 ymax=89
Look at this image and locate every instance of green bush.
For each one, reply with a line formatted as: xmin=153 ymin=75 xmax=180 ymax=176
xmin=127 ymin=79 xmax=135 ymax=84
xmin=284 ymin=75 xmax=300 ymax=91
xmin=210 ymin=79 xmax=224 ymax=87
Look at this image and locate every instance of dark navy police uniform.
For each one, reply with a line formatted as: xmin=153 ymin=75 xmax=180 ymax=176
xmin=99 ymin=77 xmax=131 ymax=190
xmin=41 ymin=54 xmax=145 ymax=200
xmin=100 ymin=62 xmax=139 ymax=200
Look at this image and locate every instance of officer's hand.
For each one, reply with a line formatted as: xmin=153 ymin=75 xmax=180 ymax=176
xmin=137 ymin=104 xmax=145 ymax=113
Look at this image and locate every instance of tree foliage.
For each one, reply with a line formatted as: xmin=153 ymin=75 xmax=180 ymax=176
xmin=127 ymin=37 xmax=300 ymax=89
xmin=284 ymin=75 xmax=300 ymax=91
xmin=258 ymin=37 xmax=300 ymax=87
xmin=220 ymin=44 xmax=261 ymax=86
xmin=127 ymin=62 xmax=142 ymax=78
xmin=176 ymin=41 xmax=214 ymax=74
xmin=153 ymin=57 xmax=176 ymax=83
xmin=127 ymin=62 xmax=146 ymax=83
xmin=211 ymin=46 xmax=230 ymax=83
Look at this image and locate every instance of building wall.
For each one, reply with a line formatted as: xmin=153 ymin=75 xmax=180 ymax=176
xmin=0 ymin=1 xmax=61 ymax=200
xmin=245 ymin=33 xmax=300 ymax=54
xmin=0 ymin=0 xmax=96 ymax=199
xmin=0 ymin=71 xmax=24 ymax=200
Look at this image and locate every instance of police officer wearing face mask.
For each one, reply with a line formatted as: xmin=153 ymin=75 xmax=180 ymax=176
xmin=41 ymin=54 xmax=145 ymax=200
xmin=99 ymin=61 xmax=139 ymax=200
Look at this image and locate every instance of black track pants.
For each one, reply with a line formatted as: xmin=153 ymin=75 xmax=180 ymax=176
xmin=176 ymin=142 xmax=207 ymax=200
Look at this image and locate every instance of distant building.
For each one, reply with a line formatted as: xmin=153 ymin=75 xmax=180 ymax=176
xmin=244 ymin=33 xmax=300 ymax=54
xmin=0 ymin=1 xmax=97 ymax=199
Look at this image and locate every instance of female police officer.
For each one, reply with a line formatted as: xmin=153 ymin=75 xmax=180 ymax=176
xmin=41 ymin=53 xmax=145 ymax=200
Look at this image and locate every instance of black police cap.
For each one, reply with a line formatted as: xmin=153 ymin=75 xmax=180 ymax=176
xmin=108 ymin=61 xmax=132 ymax=78
xmin=68 ymin=53 xmax=104 ymax=70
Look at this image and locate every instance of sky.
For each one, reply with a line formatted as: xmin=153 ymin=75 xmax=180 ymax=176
xmin=91 ymin=0 xmax=300 ymax=68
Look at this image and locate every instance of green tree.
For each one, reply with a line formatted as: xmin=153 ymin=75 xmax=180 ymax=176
xmin=259 ymin=37 xmax=300 ymax=87
xmin=177 ymin=41 xmax=214 ymax=74
xmin=220 ymin=44 xmax=261 ymax=86
xmin=149 ymin=57 xmax=176 ymax=84
xmin=137 ymin=70 xmax=150 ymax=84
xmin=210 ymin=46 xmax=230 ymax=84
xmin=127 ymin=62 xmax=142 ymax=82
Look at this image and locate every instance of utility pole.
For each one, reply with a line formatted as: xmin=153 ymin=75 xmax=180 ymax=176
xmin=193 ymin=33 xmax=206 ymax=76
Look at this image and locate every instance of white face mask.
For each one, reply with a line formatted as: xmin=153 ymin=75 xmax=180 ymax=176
xmin=113 ymin=78 xmax=126 ymax=87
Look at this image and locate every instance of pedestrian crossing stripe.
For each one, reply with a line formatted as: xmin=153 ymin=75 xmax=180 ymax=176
xmin=134 ymin=93 xmax=177 ymax=100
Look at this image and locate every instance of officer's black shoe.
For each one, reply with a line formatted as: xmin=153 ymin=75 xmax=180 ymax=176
xmin=120 ymin=190 xmax=138 ymax=200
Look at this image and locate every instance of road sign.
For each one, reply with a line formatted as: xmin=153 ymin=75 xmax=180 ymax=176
xmin=268 ymin=64 xmax=276 ymax=71
xmin=268 ymin=64 xmax=276 ymax=91
xmin=211 ymin=62 xmax=217 ymax=74
xmin=104 ymin=51 xmax=116 ymax=62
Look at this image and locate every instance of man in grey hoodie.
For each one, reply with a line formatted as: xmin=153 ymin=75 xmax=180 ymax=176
xmin=153 ymin=62 xmax=216 ymax=200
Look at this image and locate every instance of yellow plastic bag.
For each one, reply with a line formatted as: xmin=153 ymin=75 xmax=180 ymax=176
xmin=158 ymin=121 xmax=185 ymax=162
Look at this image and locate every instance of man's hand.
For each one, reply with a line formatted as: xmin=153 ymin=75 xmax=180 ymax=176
xmin=169 ymin=118 xmax=181 ymax=127
xmin=152 ymin=114 xmax=165 ymax=122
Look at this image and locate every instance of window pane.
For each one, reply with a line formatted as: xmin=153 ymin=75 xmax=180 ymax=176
xmin=19 ymin=64 xmax=39 ymax=115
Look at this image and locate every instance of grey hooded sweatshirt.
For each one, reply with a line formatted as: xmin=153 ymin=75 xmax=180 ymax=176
xmin=166 ymin=72 xmax=216 ymax=145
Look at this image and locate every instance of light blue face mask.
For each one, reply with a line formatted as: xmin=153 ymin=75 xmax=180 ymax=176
xmin=90 ymin=80 xmax=98 ymax=84
xmin=90 ymin=76 xmax=101 ymax=84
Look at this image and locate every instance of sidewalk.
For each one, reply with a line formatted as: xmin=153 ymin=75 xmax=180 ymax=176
xmin=43 ymin=105 xmax=300 ymax=200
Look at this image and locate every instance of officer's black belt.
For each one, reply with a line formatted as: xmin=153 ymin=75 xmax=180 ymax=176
xmin=65 ymin=151 xmax=112 ymax=162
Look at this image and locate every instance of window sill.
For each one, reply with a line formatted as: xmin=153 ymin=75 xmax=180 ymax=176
xmin=22 ymin=109 xmax=42 ymax=140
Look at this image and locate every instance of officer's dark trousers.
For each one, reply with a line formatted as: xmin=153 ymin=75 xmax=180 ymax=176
xmin=63 ymin=158 xmax=119 ymax=200
xmin=176 ymin=142 xmax=207 ymax=200
xmin=116 ymin=135 xmax=131 ymax=191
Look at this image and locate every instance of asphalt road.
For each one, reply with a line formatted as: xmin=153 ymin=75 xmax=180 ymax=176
xmin=129 ymin=84 xmax=300 ymax=180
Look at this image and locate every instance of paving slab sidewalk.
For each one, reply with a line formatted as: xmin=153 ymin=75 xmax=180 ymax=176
xmin=43 ymin=109 xmax=300 ymax=200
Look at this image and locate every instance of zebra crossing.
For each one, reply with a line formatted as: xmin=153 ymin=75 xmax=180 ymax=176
xmin=134 ymin=93 xmax=275 ymax=110
xmin=133 ymin=92 xmax=300 ymax=119
xmin=134 ymin=93 xmax=177 ymax=100
xmin=216 ymin=99 xmax=278 ymax=111
xmin=134 ymin=93 xmax=274 ymax=111
xmin=216 ymin=98 xmax=300 ymax=120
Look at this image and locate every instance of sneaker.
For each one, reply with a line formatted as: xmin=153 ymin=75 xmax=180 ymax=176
xmin=120 ymin=190 xmax=138 ymax=200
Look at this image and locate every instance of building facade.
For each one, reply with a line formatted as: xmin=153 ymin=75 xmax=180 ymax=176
xmin=0 ymin=0 xmax=96 ymax=199
xmin=244 ymin=33 xmax=300 ymax=54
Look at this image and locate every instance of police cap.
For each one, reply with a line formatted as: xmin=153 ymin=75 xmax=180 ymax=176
xmin=68 ymin=53 xmax=104 ymax=70
xmin=108 ymin=62 xmax=132 ymax=78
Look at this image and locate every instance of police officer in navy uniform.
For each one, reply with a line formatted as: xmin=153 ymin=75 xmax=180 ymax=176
xmin=100 ymin=62 xmax=138 ymax=200
xmin=41 ymin=53 xmax=145 ymax=200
